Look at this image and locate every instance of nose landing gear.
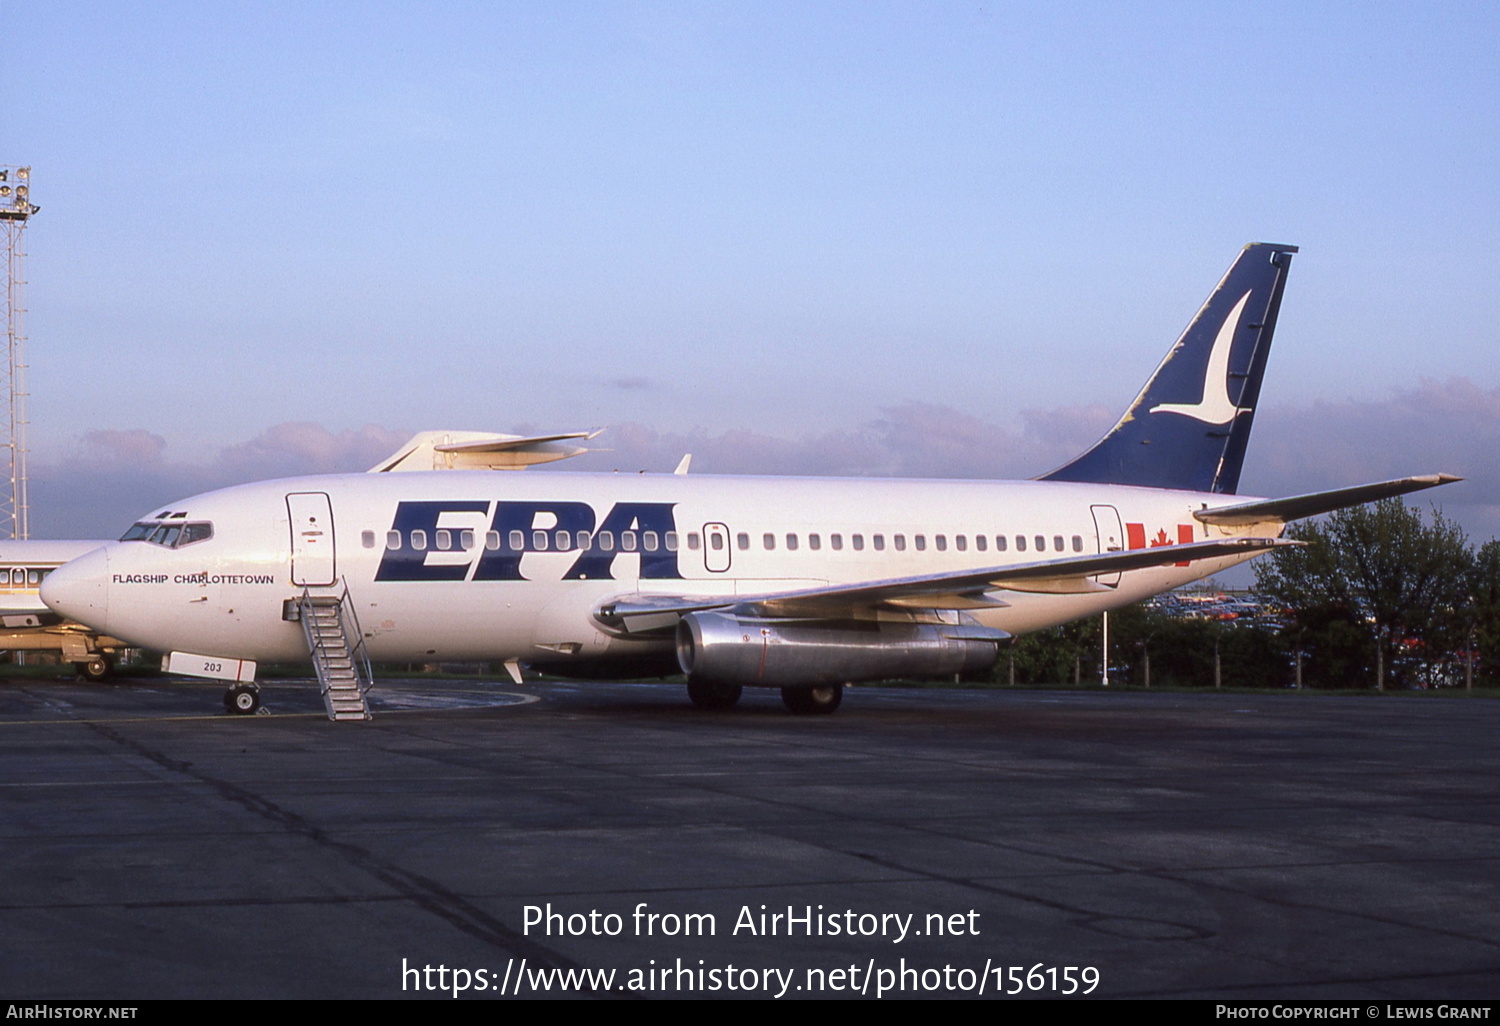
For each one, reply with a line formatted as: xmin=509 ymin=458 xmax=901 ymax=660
xmin=224 ymin=683 xmax=262 ymax=715
xmin=74 ymin=656 xmax=114 ymax=682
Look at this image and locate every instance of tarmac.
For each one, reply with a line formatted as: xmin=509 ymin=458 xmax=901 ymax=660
xmin=1 ymin=674 xmax=1498 ymax=1000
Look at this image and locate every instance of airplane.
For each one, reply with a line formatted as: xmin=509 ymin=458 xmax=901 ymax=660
xmin=38 ymin=243 xmax=1459 ymax=719
xmin=0 ymin=539 xmax=124 ymax=679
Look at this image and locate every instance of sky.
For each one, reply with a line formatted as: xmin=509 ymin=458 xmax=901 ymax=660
xmin=2 ymin=1 xmax=1498 ymax=546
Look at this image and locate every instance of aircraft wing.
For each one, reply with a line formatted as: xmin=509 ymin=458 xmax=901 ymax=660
xmin=432 ymin=430 xmax=601 ymax=454
xmin=1194 ymin=474 xmax=1461 ymax=526
xmin=369 ymin=430 xmax=603 ymax=472
xmin=597 ymin=536 xmax=1296 ymax=633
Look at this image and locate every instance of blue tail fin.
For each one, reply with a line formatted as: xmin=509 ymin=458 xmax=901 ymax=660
xmin=1041 ymin=242 xmax=1297 ymax=494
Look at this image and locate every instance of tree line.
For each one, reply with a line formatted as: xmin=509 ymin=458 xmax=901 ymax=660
xmin=1000 ymin=499 xmax=1497 ymax=691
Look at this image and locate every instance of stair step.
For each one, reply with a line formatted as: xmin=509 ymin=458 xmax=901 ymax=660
xmin=302 ymin=587 xmax=373 ymax=722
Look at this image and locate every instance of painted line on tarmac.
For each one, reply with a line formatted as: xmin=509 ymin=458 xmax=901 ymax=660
xmin=0 ymin=689 xmax=541 ymax=726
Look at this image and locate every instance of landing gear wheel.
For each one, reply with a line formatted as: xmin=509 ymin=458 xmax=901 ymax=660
xmin=687 ymin=677 xmax=743 ymax=710
xmin=781 ymin=684 xmax=843 ymax=715
xmin=76 ymin=656 xmax=113 ymax=682
xmin=224 ymin=684 xmax=261 ymax=715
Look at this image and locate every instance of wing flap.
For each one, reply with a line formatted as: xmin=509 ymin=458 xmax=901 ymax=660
xmin=595 ymin=536 xmax=1295 ymax=631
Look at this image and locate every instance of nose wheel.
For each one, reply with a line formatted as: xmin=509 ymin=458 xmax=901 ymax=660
xmin=75 ymin=656 xmax=114 ymax=683
xmin=224 ymin=683 xmax=262 ymax=715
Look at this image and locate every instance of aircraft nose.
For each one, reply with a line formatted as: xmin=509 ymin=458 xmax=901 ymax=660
xmin=40 ymin=546 xmax=110 ymax=629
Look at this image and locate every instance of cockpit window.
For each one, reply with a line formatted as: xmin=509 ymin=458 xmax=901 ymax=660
xmin=120 ymin=520 xmax=214 ymax=548
xmin=149 ymin=524 xmax=183 ymax=547
xmin=180 ymin=522 xmax=213 ymax=546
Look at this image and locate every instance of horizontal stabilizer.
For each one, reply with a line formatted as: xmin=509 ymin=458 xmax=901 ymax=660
xmin=1194 ymin=474 xmax=1462 ymax=526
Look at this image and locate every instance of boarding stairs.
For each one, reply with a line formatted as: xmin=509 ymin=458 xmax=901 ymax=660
xmin=295 ymin=583 xmax=374 ymax=721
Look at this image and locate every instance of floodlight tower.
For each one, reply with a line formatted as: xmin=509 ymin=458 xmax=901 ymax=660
xmin=0 ymin=165 xmax=37 ymax=540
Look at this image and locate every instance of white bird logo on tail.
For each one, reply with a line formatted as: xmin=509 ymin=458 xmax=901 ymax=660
xmin=1150 ymin=290 xmax=1252 ymax=425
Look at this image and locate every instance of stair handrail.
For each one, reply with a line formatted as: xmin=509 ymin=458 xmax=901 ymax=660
xmin=296 ymin=582 xmax=375 ymax=703
xmin=335 ymin=579 xmax=375 ymax=697
xmin=296 ymin=586 xmax=334 ymax=694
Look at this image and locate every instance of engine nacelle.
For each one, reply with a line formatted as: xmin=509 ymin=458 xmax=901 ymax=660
xmin=676 ymin=610 xmax=1002 ymax=687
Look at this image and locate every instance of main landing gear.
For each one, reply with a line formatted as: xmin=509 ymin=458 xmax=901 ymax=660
xmin=223 ymin=683 xmax=262 ymax=715
xmin=686 ymin=677 xmax=742 ymax=710
xmin=684 ymin=679 xmax=846 ymax=714
xmin=781 ymin=684 xmax=843 ymax=715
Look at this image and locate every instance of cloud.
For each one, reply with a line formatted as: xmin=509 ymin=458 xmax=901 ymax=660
xmin=1243 ymin=377 xmax=1500 ymax=542
xmin=606 ymin=376 xmax=657 ymax=391
xmin=21 ymin=380 xmax=1500 ymax=543
xmin=71 ymin=429 xmax=168 ymax=467
xmin=30 ymin=423 xmax=410 ymax=539
xmin=217 ymin=422 xmax=410 ymax=479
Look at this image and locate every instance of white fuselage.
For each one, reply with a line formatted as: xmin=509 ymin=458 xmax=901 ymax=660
xmin=39 ymin=471 xmax=1281 ymax=671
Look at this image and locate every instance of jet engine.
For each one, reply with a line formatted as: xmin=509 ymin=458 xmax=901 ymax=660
xmin=675 ymin=610 xmax=1003 ymax=687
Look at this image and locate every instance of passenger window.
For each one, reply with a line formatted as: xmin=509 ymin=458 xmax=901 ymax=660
xmin=386 ymin=530 xmax=401 ymax=550
xmin=808 ymin=533 xmax=821 ymax=550
xmin=532 ymin=530 xmax=549 ymax=551
xmin=621 ymin=531 xmax=638 ymax=551
xmin=665 ymin=532 xmax=678 ymax=551
xmin=831 ymin=534 xmax=843 ymax=551
xmin=485 ymin=531 xmax=501 ymax=551
xmin=736 ymin=533 xmax=749 ymax=550
xmin=935 ymin=535 xmax=947 ymax=552
xmin=509 ymin=530 xmax=525 ymax=550
xmin=873 ymin=534 xmax=885 ymax=551
xmin=1072 ymin=535 xmax=1083 ymax=552
xmin=643 ymin=531 xmax=658 ymax=552
xmin=460 ymin=529 xmax=475 ymax=550
xmin=1015 ymin=536 xmax=1026 ymax=552
xmin=687 ymin=532 xmax=700 ymax=550
xmin=411 ymin=530 xmax=428 ymax=551
xmin=786 ymin=534 xmax=799 ymax=551
xmin=556 ymin=530 xmax=571 ymax=550
xmin=28 ymin=570 xmax=40 ymax=586
xmin=436 ymin=529 xmax=452 ymax=551
xmin=361 ymin=530 xmax=376 ymax=549
xmin=1054 ymin=536 xmax=1064 ymax=551
xmin=915 ymin=535 xmax=926 ymax=552
xmin=576 ymin=530 xmax=592 ymax=550
xmin=852 ymin=534 xmax=864 ymax=551
xmin=975 ymin=535 xmax=986 ymax=552
xmin=598 ymin=531 xmax=615 ymax=551
xmin=763 ymin=533 xmax=776 ymax=550
xmin=710 ymin=532 xmax=724 ymax=551
xmin=1035 ymin=535 xmax=1046 ymax=551
xmin=995 ymin=535 xmax=1006 ymax=552
xmin=10 ymin=568 xmax=21 ymax=586
xmin=956 ymin=535 xmax=967 ymax=552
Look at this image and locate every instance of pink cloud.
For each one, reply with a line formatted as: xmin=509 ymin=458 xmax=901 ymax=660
xmin=21 ymin=382 xmax=1500 ymax=543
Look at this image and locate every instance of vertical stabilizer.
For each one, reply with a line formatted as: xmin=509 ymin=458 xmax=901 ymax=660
xmin=1041 ymin=242 xmax=1297 ymax=493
